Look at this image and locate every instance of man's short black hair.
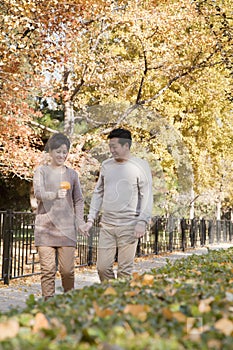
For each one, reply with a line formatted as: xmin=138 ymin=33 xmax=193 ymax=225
xmin=107 ymin=128 xmax=132 ymax=148
xmin=46 ymin=133 xmax=71 ymax=152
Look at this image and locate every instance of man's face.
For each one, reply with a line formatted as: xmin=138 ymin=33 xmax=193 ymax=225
xmin=109 ymin=137 xmax=129 ymax=161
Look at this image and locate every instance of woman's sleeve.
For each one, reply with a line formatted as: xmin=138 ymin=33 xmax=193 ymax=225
xmin=33 ymin=166 xmax=57 ymax=201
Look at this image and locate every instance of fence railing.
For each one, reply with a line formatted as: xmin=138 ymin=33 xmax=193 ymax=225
xmin=0 ymin=210 xmax=232 ymax=284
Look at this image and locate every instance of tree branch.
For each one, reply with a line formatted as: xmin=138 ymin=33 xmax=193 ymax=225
xmin=140 ymin=51 xmax=219 ymax=105
xmin=74 ymin=111 xmax=104 ymax=126
xmin=136 ymin=38 xmax=148 ymax=104
xmin=70 ymin=76 xmax=85 ymax=101
xmin=70 ymin=21 xmax=111 ymax=102
xmin=101 ymin=51 xmax=220 ymax=129
xmin=28 ymin=120 xmax=59 ymax=134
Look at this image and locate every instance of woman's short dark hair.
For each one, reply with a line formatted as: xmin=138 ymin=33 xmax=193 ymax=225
xmin=107 ymin=128 xmax=132 ymax=148
xmin=46 ymin=133 xmax=70 ymax=152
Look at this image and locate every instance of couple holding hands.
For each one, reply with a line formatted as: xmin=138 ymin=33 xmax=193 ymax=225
xmin=33 ymin=128 xmax=153 ymax=300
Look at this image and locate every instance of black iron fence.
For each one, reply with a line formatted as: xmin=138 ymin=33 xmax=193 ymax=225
xmin=0 ymin=210 xmax=232 ymax=284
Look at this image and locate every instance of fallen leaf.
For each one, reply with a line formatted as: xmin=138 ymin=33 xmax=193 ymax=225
xmin=173 ymin=311 xmax=187 ymax=323
xmin=142 ymin=274 xmax=154 ymax=286
xmin=215 ymin=318 xmax=233 ymax=336
xmin=190 ymin=269 xmax=201 ymax=275
xmin=130 ymin=272 xmax=142 ymax=287
xmin=225 ymin=291 xmax=233 ymax=302
xmin=32 ymin=312 xmax=50 ymax=333
xmin=93 ymin=301 xmax=114 ymax=318
xmin=207 ymin=339 xmax=222 ymax=350
xmin=162 ymin=307 xmax=173 ymax=320
xmin=124 ymin=289 xmax=140 ymax=297
xmin=0 ymin=319 xmax=19 ymax=341
xmin=131 ymin=272 xmax=140 ymax=280
xmin=187 ymin=332 xmax=201 ymax=342
xmin=164 ymin=286 xmax=177 ymax=296
xmin=186 ymin=317 xmax=196 ymax=333
xmin=50 ymin=318 xmax=67 ymax=339
xmin=162 ymin=308 xmax=186 ymax=322
xmin=124 ymin=304 xmax=150 ymax=321
xmin=103 ymin=286 xmax=117 ymax=296
xmin=198 ymin=297 xmax=214 ymax=313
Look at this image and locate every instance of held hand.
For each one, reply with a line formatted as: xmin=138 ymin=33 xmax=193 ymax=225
xmin=79 ymin=221 xmax=93 ymax=237
xmin=134 ymin=222 xmax=146 ymax=239
xmin=78 ymin=223 xmax=89 ymax=237
xmin=57 ymin=189 xmax=67 ymax=199
xmin=84 ymin=221 xmax=93 ymax=236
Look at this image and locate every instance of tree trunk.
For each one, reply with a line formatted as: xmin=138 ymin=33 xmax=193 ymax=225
xmin=64 ymin=100 xmax=74 ymax=136
xmin=189 ymin=188 xmax=195 ymax=219
xmin=216 ymin=198 xmax=221 ymax=221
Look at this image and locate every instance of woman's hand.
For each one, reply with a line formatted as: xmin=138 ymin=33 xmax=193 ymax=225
xmin=57 ymin=189 xmax=67 ymax=199
xmin=79 ymin=221 xmax=93 ymax=237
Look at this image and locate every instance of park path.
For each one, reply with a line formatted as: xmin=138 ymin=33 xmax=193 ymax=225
xmin=0 ymin=243 xmax=232 ymax=313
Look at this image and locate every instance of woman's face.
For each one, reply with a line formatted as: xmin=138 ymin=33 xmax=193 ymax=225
xmin=50 ymin=144 xmax=68 ymax=167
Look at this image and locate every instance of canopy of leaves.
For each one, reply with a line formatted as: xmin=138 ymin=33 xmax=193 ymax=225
xmin=0 ymin=0 xmax=233 ymax=213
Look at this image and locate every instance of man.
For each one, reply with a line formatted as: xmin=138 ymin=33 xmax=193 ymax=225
xmin=83 ymin=128 xmax=153 ymax=281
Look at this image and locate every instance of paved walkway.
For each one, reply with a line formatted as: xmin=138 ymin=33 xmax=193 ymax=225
xmin=0 ymin=243 xmax=232 ymax=313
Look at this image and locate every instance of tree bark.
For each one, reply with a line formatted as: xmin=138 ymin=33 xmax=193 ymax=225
xmin=190 ymin=188 xmax=195 ymax=219
xmin=216 ymin=198 xmax=221 ymax=221
xmin=64 ymin=100 xmax=74 ymax=136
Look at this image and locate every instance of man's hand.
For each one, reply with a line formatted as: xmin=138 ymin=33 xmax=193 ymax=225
xmin=134 ymin=221 xmax=146 ymax=238
xmin=79 ymin=221 xmax=93 ymax=237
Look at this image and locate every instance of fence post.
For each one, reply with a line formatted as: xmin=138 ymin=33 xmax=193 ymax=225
xmin=190 ymin=218 xmax=196 ymax=248
xmin=229 ymin=221 xmax=233 ymax=241
xmin=181 ymin=218 xmax=186 ymax=251
xmin=153 ymin=217 xmax=159 ymax=255
xmin=168 ymin=216 xmax=174 ymax=252
xmin=87 ymin=217 xmax=99 ymax=266
xmin=216 ymin=220 xmax=221 ymax=242
xmin=136 ymin=239 xmax=141 ymax=257
xmin=208 ymin=220 xmax=214 ymax=244
xmin=200 ymin=218 xmax=206 ymax=246
xmin=223 ymin=220 xmax=227 ymax=242
xmin=2 ymin=210 xmax=13 ymax=285
xmin=87 ymin=230 xmax=93 ymax=266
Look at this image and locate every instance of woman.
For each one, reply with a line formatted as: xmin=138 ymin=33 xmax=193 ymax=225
xmin=33 ymin=133 xmax=85 ymax=300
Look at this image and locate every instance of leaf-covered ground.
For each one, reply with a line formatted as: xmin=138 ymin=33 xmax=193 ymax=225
xmin=0 ymin=248 xmax=233 ymax=350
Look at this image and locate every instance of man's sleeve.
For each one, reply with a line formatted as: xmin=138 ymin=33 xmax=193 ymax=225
xmin=87 ymin=168 xmax=104 ymax=223
xmin=137 ymin=160 xmax=153 ymax=224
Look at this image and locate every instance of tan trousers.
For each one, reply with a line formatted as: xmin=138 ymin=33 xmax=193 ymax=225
xmin=38 ymin=246 xmax=75 ymax=298
xmin=97 ymin=223 xmax=138 ymax=282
